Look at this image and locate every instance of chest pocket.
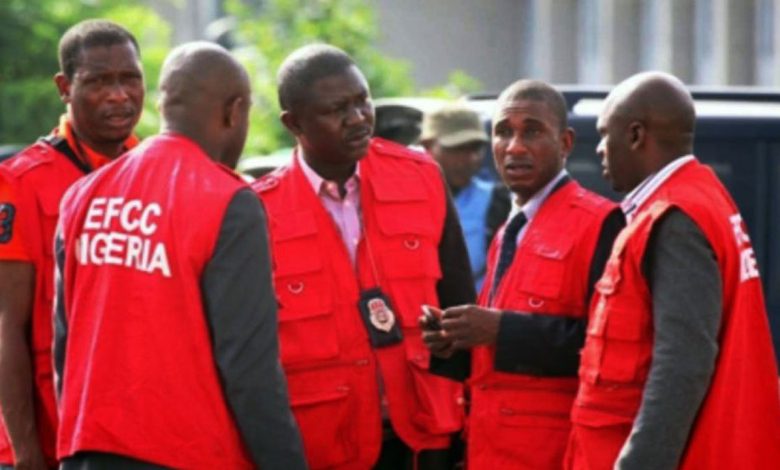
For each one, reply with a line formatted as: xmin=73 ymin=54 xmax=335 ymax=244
xmin=583 ymin=252 xmax=650 ymax=385
xmin=515 ymin=237 xmax=575 ymax=302
xmin=271 ymin=209 xmax=339 ymax=365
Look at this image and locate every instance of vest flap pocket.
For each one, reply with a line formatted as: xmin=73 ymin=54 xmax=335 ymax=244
xmin=528 ymin=238 xmax=574 ymax=260
xmin=371 ymin=177 xmax=427 ymax=202
xmin=272 ymin=209 xmax=318 ymax=242
xmin=375 ymin=205 xmax=435 ymax=237
xmin=381 ymin=244 xmax=441 ymax=279
xmin=605 ymin=308 xmax=644 ymax=341
xmin=289 ymin=385 xmax=357 ymax=468
xmin=273 ymin=242 xmax=323 ymax=277
xmin=516 ymin=238 xmax=574 ymax=299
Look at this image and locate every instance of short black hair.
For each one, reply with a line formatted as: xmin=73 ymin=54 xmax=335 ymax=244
xmin=276 ymin=43 xmax=356 ymax=111
xmin=497 ymin=79 xmax=568 ymax=130
xmin=58 ymin=19 xmax=140 ymax=80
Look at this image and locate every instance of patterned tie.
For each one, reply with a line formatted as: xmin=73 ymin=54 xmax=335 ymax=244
xmin=491 ymin=211 xmax=527 ymax=299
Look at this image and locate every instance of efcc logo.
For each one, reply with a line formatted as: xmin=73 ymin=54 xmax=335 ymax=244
xmin=76 ymin=197 xmax=171 ymax=278
xmin=729 ymin=213 xmax=760 ymax=282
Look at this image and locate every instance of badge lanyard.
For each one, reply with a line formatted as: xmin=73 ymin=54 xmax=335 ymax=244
xmin=355 ymin=206 xmax=403 ymax=347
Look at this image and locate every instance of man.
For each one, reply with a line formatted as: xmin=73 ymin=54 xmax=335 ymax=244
xmin=421 ymin=80 xmax=623 ymax=469
xmin=0 ymin=19 xmax=144 ymax=470
xmin=566 ymin=72 xmax=780 ymax=469
xmin=420 ymin=104 xmax=511 ymax=290
xmin=253 ymin=44 xmax=475 ymax=470
xmin=54 ymin=42 xmax=306 ymax=469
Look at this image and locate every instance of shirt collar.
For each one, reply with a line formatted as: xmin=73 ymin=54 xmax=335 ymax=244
xmin=621 ymin=155 xmax=696 ymax=222
xmin=508 ymin=169 xmax=569 ymax=222
xmin=296 ymin=147 xmax=360 ymax=200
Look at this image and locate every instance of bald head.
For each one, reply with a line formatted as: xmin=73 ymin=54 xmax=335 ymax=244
xmin=604 ymin=71 xmax=695 ymax=156
xmin=158 ymin=42 xmax=251 ymax=167
xmin=597 ymin=72 xmax=696 ymax=192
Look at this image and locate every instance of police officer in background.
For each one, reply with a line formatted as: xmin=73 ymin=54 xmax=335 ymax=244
xmin=54 ymin=42 xmax=306 ymax=469
xmin=420 ymin=104 xmax=511 ymax=291
xmin=422 ymin=79 xmax=624 ymax=469
xmin=567 ymin=71 xmax=780 ymax=470
xmin=253 ymin=44 xmax=475 ymax=470
xmin=0 ymin=19 xmax=144 ymax=470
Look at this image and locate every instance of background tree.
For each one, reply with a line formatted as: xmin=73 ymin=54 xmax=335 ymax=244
xmin=0 ymin=0 xmax=169 ymax=145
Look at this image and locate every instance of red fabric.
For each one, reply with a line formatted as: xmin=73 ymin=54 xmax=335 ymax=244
xmin=57 ymin=134 xmax=253 ymax=468
xmin=467 ymin=181 xmax=617 ymax=469
xmin=254 ymin=138 xmax=464 ymax=469
xmin=569 ymin=159 xmax=780 ymax=469
xmin=0 ymin=140 xmax=98 ymax=467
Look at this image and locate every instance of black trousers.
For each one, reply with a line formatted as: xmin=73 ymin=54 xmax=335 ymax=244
xmin=373 ymin=423 xmax=463 ymax=470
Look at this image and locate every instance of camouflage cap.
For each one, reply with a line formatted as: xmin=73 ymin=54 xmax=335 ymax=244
xmin=420 ymin=104 xmax=488 ymax=148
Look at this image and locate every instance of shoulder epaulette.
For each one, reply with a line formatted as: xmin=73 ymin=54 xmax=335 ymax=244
xmin=251 ymin=166 xmax=290 ymax=194
xmin=0 ymin=141 xmax=58 ymax=178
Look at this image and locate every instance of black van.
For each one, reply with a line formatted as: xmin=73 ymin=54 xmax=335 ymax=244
xmin=375 ymin=88 xmax=780 ymax=365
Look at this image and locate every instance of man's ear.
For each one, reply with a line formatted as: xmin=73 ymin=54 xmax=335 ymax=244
xmin=280 ymin=109 xmax=303 ymax=136
xmin=224 ymin=95 xmax=245 ymax=127
xmin=560 ymin=127 xmax=576 ymax=160
xmin=629 ymin=121 xmax=645 ymax=151
xmin=54 ymin=72 xmax=71 ymax=104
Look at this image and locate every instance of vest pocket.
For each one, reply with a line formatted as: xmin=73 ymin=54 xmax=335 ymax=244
xmin=586 ymin=305 xmax=647 ymax=384
xmin=381 ymin=244 xmax=441 ymax=328
xmin=405 ymin=337 xmax=463 ymax=434
xmin=515 ymin=239 xmax=574 ymax=301
xmin=289 ymin=386 xmax=357 ymax=468
xmin=275 ymin=269 xmax=339 ymax=365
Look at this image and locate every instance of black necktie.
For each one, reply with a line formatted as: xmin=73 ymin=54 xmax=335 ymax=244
xmin=491 ymin=211 xmax=527 ymax=299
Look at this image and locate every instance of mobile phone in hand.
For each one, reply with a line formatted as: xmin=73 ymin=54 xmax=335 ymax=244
xmin=421 ymin=305 xmax=443 ymax=330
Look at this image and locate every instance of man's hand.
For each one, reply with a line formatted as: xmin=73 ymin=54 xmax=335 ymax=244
xmin=440 ymin=304 xmax=502 ymax=350
xmin=420 ymin=305 xmax=456 ymax=358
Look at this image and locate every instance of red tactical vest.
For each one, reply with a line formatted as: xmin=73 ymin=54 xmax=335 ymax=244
xmin=0 ymin=142 xmax=87 ymax=467
xmin=570 ymin=160 xmax=780 ymax=469
xmin=254 ymin=139 xmax=464 ymax=470
xmin=57 ymin=134 xmax=255 ymax=469
xmin=468 ymin=180 xmax=616 ymax=469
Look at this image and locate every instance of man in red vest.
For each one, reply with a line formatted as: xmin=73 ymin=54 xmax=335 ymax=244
xmin=420 ymin=80 xmax=623 ymax=469
xmin=0 ymin=20 xmax=144 ymax=470
xmin=566 ymin=72 xmax=780 ymax=469
xmin=253 ymin=44 xmax=475 ymax=470
xmin=54 ymin=42 xmax=306 ymax=469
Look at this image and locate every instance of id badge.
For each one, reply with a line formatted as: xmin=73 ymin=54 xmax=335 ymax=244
xmin=358 ymin=287 xmax=403 ymax=348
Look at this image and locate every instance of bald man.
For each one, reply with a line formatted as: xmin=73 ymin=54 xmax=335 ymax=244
xmin=566 ymin=72 xmax=780 ymax=469
xmin=53 ymin=42 xmax=306 ymax=470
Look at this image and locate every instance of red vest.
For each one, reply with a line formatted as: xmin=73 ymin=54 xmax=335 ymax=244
xmin=0 ymin=142 xmax=86 ymax=467
xmin=468 ymin=180 xmax=616 ymax=469
xmin=57 ymin=134 xmax=254 ymax=469
xmin=570 ymin=160 xmax=780 ymax=469
xmin=254 ymin=139 xmax=464 ymax=470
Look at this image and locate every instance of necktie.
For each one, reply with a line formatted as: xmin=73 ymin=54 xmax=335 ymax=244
xmin=491 ymin=211 xmax=527 ymax=299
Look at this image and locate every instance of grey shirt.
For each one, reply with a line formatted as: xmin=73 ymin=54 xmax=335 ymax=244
xmin=616 ymin=209 xmax=722 ymax=470
xmin=55 ymin=189 xmax=307 ymax=470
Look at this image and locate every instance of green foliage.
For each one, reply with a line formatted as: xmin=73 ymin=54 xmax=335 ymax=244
xmin=0 ymin=0 xmax=169 ymax=144
xmin=421 ymin=71 xmax=483 ymax=99
xmin=2 ymin=0 xmax=481 ymax=159
xmin=224 ymin=0 xmax=418 ymax=155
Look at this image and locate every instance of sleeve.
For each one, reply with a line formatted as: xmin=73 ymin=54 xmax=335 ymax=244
xmin=493 ymin=207 xmax=625 ymax=376
xmin=429 ymin=183 xmax=477 ymax=381
xmin=436 ymin=185 xmax=477 ymax=308
xmin=0 ymin=173 xmax=32 ymax=261
xmin=201 ymin=188 xmax=307 ymax=470
xmin=53 ymin=226 xmax=67 ymax=398
xmin=615 ymin=209 xmax=721 ymax=470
